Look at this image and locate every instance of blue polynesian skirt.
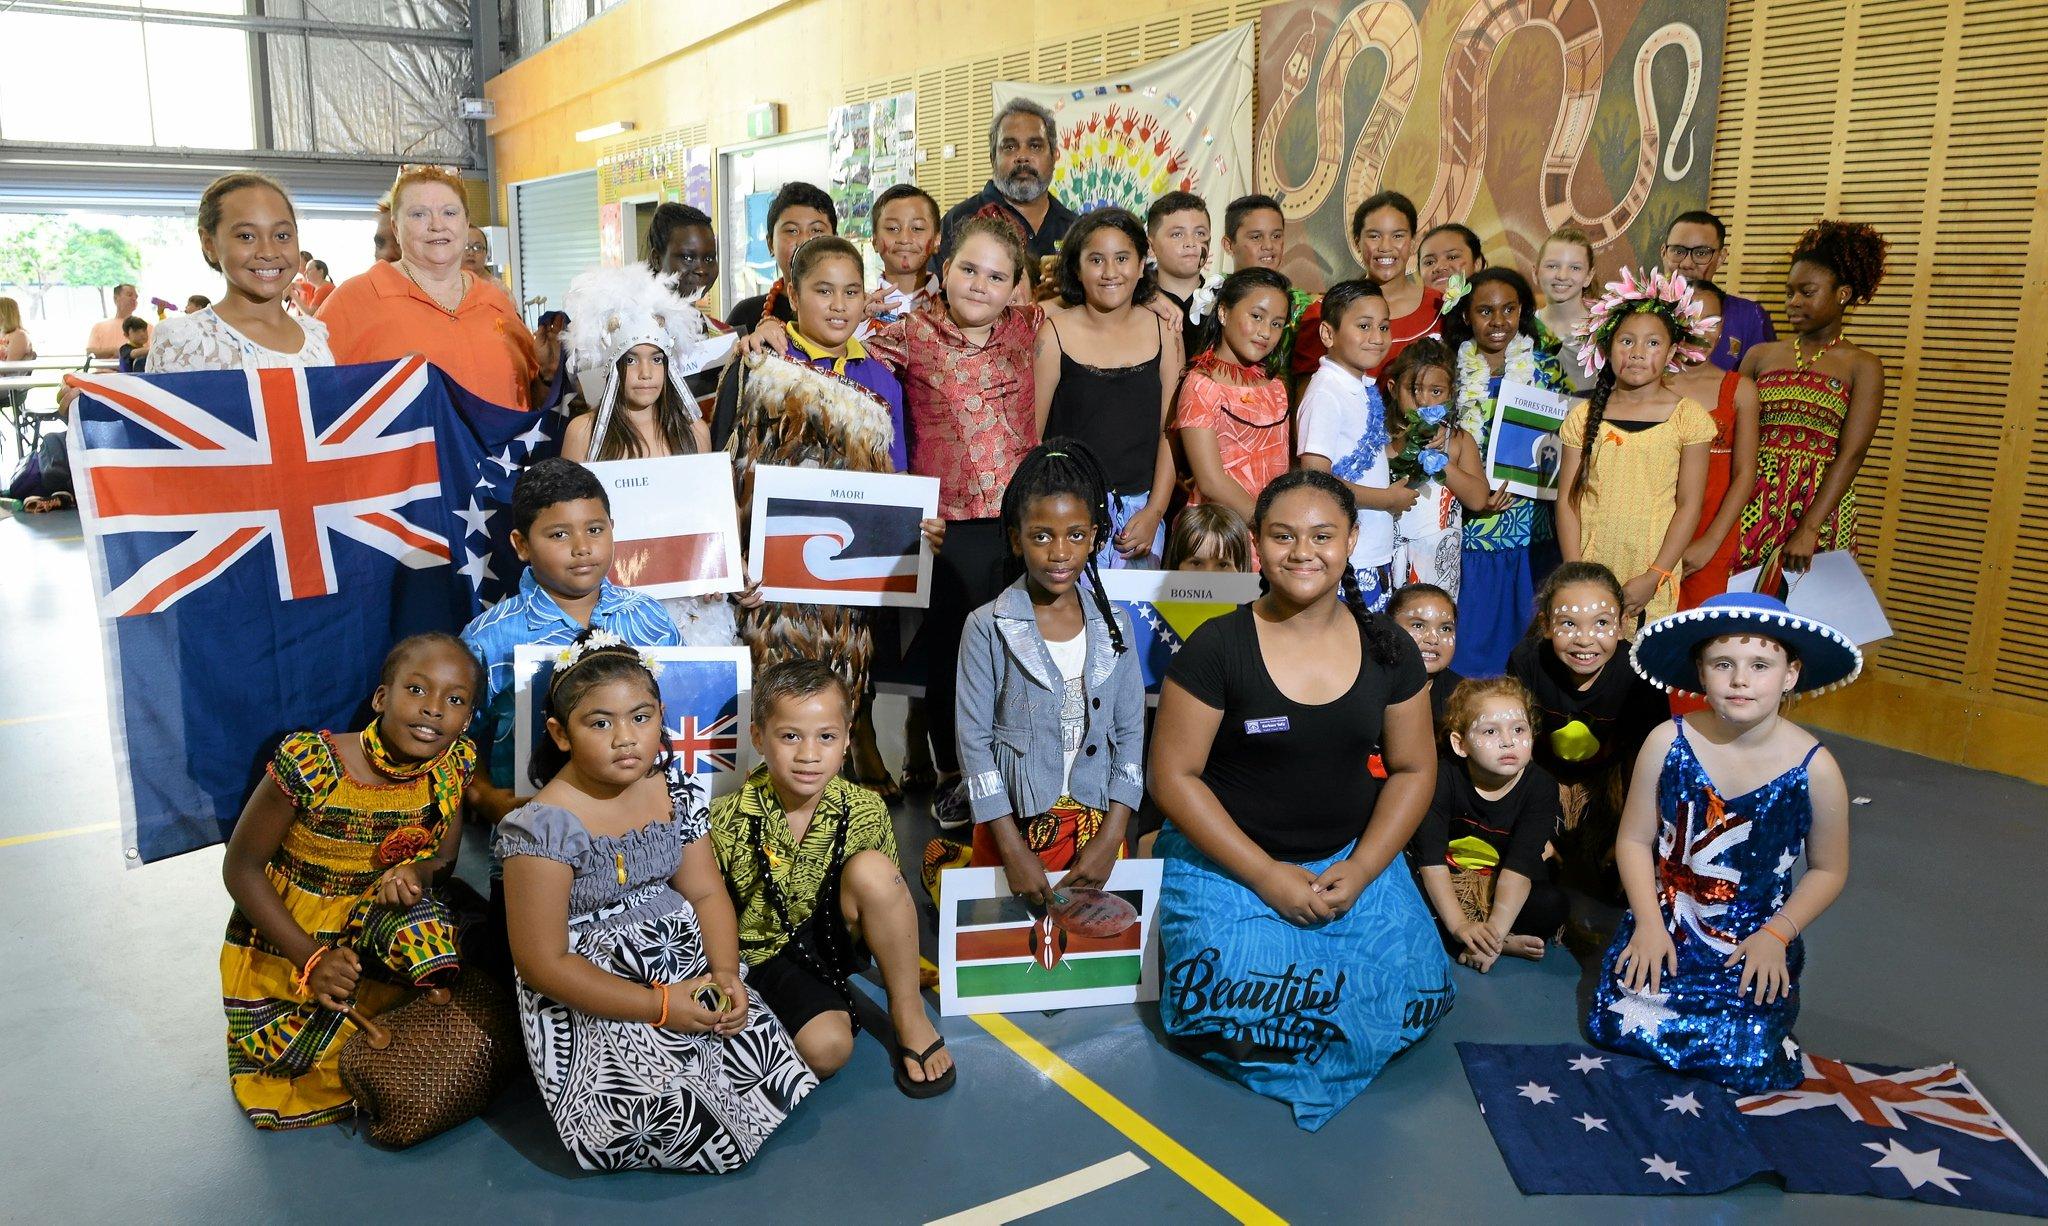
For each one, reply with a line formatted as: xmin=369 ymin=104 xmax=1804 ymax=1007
xmin=1156 ymin=827 xmax=1454 ymax=1130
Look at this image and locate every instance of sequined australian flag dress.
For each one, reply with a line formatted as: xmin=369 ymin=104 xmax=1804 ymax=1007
xmin=1586 ymin=718 xmax=1820 ymax=1093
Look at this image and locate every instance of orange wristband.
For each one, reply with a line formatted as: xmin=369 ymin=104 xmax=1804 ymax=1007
xmin=651 ymin=983 xmax=670 ymax=1028
xmin=293 ymin=945 xmax=330 ymax=997
xmin=1760 ymin=920 xmax=1791 ymax=944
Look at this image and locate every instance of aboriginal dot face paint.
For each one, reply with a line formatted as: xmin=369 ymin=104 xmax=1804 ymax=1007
xmin=1546 ymin=581 xmax=1622 ymax=681
xmin=1394 ymin=591 xmax=1457 ymax=674
xmin=1457 ymin=696 xmax=1533 ymax=777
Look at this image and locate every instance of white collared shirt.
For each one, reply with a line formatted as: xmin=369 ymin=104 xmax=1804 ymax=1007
xmin=1297 ymin=356 xmax=1396 ymax=568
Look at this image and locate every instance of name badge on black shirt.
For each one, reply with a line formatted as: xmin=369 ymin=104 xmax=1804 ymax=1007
xmin=1244 ymin=716 xmax=1291 ymax=735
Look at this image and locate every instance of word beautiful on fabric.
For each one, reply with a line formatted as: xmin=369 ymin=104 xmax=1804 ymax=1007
xmin=1166 ymin=946 xmax=1454 ymax=1065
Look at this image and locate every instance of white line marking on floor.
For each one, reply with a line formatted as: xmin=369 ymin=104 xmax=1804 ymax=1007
xmin=925 ymin=1151 xmax=1149 ymax=1225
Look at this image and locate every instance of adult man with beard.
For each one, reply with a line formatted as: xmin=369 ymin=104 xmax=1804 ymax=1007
xmin=937 ymin=98 xmax=1076 ymax=271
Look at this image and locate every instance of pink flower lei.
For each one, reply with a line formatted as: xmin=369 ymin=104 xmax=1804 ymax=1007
xmin=1571 ymin=267 xmax=1720 ymax=377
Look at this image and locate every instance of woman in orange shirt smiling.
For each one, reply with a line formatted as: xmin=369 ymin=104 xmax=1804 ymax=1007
xmin=318 ymin=166 xmax=554 ymax=409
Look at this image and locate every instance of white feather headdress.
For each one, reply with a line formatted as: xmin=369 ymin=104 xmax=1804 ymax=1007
xmin=561 ymin=263 xmax=736 ymax=443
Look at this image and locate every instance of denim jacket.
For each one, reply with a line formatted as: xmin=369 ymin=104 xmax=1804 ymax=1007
xmin=955 ymin=577 xmax=1147 ymax=825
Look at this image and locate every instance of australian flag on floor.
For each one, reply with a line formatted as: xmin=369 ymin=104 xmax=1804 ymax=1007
xmin=67 ymin=358 xmax=557 ymax=865
xmin=1459 ymin=1042 xmax=2048 ymax=1217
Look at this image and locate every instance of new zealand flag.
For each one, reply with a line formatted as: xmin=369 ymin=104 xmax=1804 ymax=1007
xmin=67 ymin=359 xmax=554 ymax=864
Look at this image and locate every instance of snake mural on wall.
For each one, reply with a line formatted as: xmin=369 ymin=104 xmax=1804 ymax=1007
xmin=1255 ymin=0 xmax=1723 ymax=288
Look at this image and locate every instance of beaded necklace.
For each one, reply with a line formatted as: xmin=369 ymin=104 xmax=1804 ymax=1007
xmin=1188 ymin=347 xmax=1266 ymax=384
xmin=1791 ymin=333 xmax=1842 ymax=372
xmin=748 ymin=789 xmax=860 ymax=1029
xmin=357 ymin=720 xmax=468 ymax=865
xmin=398 ymin=259 xmax=466 ymax=315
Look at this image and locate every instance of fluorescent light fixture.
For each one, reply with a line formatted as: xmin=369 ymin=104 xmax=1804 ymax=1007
xmin=574 ymin=120 xmax=636 ymax=142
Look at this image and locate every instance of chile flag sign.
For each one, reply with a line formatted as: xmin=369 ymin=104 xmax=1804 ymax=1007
xmin=67 ymin=358 xmax=553 ymax=865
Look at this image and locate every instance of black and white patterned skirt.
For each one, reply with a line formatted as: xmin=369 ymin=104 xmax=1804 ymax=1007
xmin=517 ymin=887 xmax=818 ymax=1171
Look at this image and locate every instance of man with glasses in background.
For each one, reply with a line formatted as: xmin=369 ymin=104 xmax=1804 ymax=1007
xmin=464 ymin=224 xmax=502 ymax=286
xmin=936 ymin=97 xmax=1076 ymax=271
xmin=1659 ymin=210 xmax=1776 ymax=371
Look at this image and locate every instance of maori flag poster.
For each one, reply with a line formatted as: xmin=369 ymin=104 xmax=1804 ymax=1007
xmin=1255 ymin=0 xmax=1726 ymax=288
xmin=746 ymin=464 xmax=938 ymax=609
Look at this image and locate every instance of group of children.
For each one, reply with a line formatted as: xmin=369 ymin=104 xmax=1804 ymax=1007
xmin=215 ymin=175 xmax=1893 ymax=1162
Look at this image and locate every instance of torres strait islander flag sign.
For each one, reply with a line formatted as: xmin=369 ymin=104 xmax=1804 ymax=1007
xmin=1095 ymin=570 xmax=1262 ymax=694
xmin=746 ymin=464 xmax=937 ymax=608
xmin=937 ymin=860 xmax=1163 ymax=1016
xmin=587 ymin=453 xmax=743 ymax=600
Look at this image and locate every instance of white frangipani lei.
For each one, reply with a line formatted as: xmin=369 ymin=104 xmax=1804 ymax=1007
xmin=1454 ymin=335 xmax=1538 ymax=446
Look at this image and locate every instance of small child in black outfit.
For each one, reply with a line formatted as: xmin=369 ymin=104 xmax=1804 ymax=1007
xmin=117 ymin=316 xmax=151 ymax=372
xmin=1411 ymin=675 xmax=1567 ymax=971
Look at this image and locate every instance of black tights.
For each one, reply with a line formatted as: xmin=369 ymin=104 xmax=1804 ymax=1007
xmin=922 ymin=517 xmax=1011 ymax=776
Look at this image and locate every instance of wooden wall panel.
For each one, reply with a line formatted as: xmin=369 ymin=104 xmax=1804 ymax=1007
xmin=1714 ymin=0 xmax=2048 ymax=781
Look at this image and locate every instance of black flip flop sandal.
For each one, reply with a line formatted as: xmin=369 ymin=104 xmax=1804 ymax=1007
xmin=894 ymin=1035 xmax=956 ymax=1099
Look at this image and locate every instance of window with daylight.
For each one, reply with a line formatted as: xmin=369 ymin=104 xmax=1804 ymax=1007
xmin=0 ymin=2 xmax=255 ymax=150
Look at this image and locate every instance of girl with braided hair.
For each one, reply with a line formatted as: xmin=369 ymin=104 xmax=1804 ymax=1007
xmin=1736 ymin=220 xmax=1891 ymax=583
xmin=1555 ymin=268 xmax=1719 ymax=624
xmin=1150 ymin=468 xmax=1452 ymax=1131
xmin=952 ymin=440 xmax=1146 ymax=905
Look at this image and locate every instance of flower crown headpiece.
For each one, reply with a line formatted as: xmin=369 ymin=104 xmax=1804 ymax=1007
xmin=1572 ymin=267 xmax=1719 ymax=376
xmin=549 ymin=630 xmax=661 ymax=691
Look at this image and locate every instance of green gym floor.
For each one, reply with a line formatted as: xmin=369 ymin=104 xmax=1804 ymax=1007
xmin=5 ymin=506 xmax=2044 ymax=1223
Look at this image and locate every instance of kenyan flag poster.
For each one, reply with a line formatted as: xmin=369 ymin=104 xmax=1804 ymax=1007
xmin=937 ymin=862 xmax=1163 ymax=1017
xmin=1095 ymin=570 xmax=1262 ymax=696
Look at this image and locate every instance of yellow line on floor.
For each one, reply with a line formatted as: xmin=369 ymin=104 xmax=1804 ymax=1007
xmin=970 ymin=1012 xmax=1285 ymax=1225
xmin=925 ymin=1151 xmax=1148 ymax=1225
xmin=0 ymin=711 xmax=72 ymax=728
xmin=0 ymin=821 xmax=116 ymax=850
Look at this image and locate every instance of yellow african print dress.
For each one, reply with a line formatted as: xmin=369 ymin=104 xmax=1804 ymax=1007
xmin=220 ymin=731 xmax=473 ymax=1130
xmin=1560 ymin=397 xmax=1718 ymax=622
xmin=1736 ymin=368 xmax=1857 ymax=572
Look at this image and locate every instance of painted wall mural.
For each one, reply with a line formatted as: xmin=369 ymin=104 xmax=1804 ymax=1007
xmin=1255 ymin=0 xmax=1724 ymax=290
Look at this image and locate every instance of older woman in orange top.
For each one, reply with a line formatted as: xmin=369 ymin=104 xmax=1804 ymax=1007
xmin=319 ymin=166 xmax=555 ymax=409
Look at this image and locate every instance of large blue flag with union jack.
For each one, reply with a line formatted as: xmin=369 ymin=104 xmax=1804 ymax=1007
xmin=68 ymin=358 xmax=554 ymax=865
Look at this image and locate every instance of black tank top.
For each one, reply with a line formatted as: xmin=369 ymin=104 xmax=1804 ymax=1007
xmin=1043 ymin=317 xmax=1165 ymax=495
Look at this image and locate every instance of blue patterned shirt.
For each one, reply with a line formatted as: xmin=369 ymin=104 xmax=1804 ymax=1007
xmin=461 ymin=567 xmax=681 ymax=789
